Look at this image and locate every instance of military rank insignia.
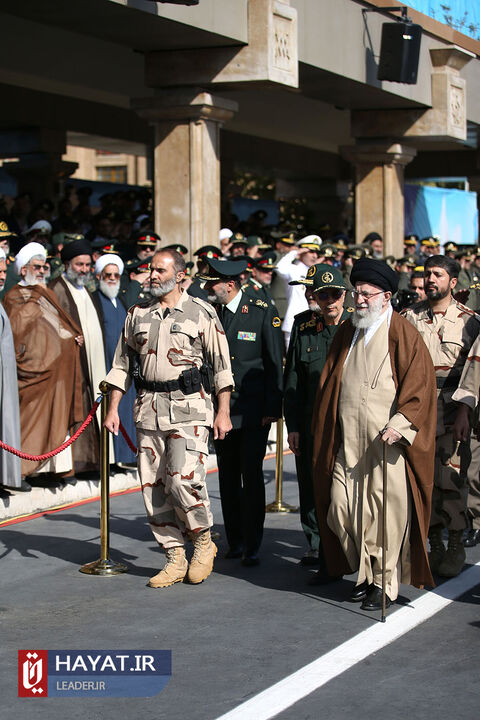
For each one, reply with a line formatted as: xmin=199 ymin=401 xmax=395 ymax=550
xmin=237 ymin=331 xmax=256 ymax=341
xmin=241 ymin=304 xmax=249 ymax=314
xmin=272 ymin=317 xmax=281 ymax=328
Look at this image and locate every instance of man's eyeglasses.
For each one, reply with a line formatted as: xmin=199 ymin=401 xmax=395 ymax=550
xmin=316 ymin=289 xmax=344 ymax=301
xmin=351 ymin=289 xmax=384 ymax=301
xmin=30 ymin=263 xmax=49 ymax=272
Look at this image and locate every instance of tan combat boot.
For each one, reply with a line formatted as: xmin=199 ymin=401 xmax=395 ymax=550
xmin=148 ymin=546 xmax=188 ymax=588
xmin=186 ymin=530 xmax=217 ymax=584
xmin=437 ymin=529 xmax=466 ymax=578
xmin=428 ymin=525 xmax=446 ymax=574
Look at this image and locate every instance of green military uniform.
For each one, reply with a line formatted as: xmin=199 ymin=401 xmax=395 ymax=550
xmin=284 ymin=305 xmax=351 ymax=554
xmin=284 ymin=263 xmax=350 ymax=563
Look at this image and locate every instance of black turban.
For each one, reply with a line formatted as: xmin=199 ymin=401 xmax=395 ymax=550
xmin=350 ymin=258 xmax=398 ymax=294
xmin=61 ymin=239 xmax=92 ymax=263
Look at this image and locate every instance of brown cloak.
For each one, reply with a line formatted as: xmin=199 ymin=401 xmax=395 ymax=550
xmin=3 ymin=284 xmax=84 ymax=476
xmin=48 ymin=275 xmax=104 ymax=472
xmin=312 ymin=311 xmax=437 ymax=588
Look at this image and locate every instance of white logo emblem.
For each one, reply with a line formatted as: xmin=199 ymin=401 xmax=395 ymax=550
xmin=22 ymin=652 xmax=44 ymax=694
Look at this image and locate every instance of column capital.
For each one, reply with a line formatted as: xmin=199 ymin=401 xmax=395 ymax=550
xmin=132 ymin=90 xmax=238 ymax=126
xmin=341 ymin=142 xmax=417 ymax=167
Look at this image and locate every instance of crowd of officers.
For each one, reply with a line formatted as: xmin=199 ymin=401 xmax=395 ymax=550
xmin=1 ymin=186 xmax=480 ymax=589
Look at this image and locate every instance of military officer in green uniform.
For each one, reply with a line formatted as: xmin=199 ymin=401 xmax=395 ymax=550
xmin=199 ymin=257 xmax=284 ymax=566
xmin=284 ymin=264 xmax=352 ymax=573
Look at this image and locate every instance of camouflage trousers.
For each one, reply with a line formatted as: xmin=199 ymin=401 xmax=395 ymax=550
xmin=136 ymin=425 xmax=212 ymax=549
xmin=431 ymin=430 xmax=469 ymax=531
xmin=465 ymin=432 xmax=480 ymax=530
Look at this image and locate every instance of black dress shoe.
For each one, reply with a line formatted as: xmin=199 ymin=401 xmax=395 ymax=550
xmin=241 ymin=553 xmax=260 ymax=567
xmin=464 ymin=529 xmax=480 ymax=547
xmin=350 ymin=580 xmax=371 ymax=602
xmin=225 ymin=547 xmax=243 ymax=559
xmin=360 ymin=585 xmax=392 ymax=611
xmin=308 ymin=571 xmax=343 ymax=586
xmin=300 ymin=549 xmax=321 ymax=566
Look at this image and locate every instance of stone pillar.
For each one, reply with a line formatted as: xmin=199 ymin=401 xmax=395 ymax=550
xmin=0 ymin=128 xmax=77 ymax=202
xmin=342 ymin=143 xmax=417 ymax=257
xmin=133 ymin=90 xmax=237 ymax=255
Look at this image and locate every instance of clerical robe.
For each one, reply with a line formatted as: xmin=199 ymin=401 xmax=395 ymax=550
xmin=49 ymin=275 xmax=105 ymax=472
xmin=0 ymin=302 xmax=21 ymax=487
xmin=312 ymin=309 xmax=437 ymax=590
xmin=94 ymin=290 xmax=136 ymax=464
xmin=3 ymin=285 xmax=84 ymax=477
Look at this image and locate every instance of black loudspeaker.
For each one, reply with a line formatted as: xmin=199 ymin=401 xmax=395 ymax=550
xmin=377 ymin=22 xmax=422 ymax=84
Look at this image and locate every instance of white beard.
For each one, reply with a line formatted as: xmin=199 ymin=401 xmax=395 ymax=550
xmin=99 ymin=279 xmax=120 ymax=299
xmin=24 ymin=269 xmax=46 ymax=286
xmin=352 ymin=294 xmax=385 ymax=328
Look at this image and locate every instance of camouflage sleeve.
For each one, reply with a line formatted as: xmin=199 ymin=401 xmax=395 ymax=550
xmin=105 ymin=309 xmax=134 ymax=393
xmin=201 ymin=309 xmax=234 ymax=393
xmin=452 ymin=334 xmax=480 ymax=409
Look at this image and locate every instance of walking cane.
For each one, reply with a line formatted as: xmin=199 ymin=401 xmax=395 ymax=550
xmin=381 ymin=440 xmax=388 ymax=622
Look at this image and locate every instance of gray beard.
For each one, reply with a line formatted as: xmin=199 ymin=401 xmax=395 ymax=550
xmin=66 ymin=265 xmax=89 ymax=288
xmin=99 ymin=278 xmax=120 ymax=299
xmin=150 ymin=276 xmax=176 ymax=297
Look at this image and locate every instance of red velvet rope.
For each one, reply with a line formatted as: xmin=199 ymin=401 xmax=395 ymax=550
xmin=0 ymin=397 xmax=102 ymax=462
xmin=119 ymin=422 xmax=137 ymax=454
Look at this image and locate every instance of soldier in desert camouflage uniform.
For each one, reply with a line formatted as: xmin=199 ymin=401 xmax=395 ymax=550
xmin=104 ymin=248 xmax=233 ymax=588
xmin=402 ymin=255 xmax=480 ymax=577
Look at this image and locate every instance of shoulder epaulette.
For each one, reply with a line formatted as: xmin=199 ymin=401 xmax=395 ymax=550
xmin=191 ymin=295 xmax=217 ymax=318
xmin=293 ymin=309 xmax=311 ymax=323
xmin=250 ymin=298 xmax=268 ymax=309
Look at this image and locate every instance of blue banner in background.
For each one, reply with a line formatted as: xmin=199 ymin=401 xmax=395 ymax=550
xmin=406 ymin=1 xmax=480 ymax=40
xmin=404 ymin=184 xmax=479 ymax=245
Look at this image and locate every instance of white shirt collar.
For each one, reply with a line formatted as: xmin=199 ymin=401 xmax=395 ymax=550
xmin=225 ymin=289 xmax=243 ymax=314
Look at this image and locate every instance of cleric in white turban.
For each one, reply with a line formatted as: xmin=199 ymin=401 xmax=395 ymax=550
xmin=14 ymin=242 xmax=47 ymax=276
xmin=94 ymin=253 xmax=124 ymax=277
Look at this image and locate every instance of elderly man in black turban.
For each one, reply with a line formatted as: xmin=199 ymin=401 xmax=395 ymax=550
xmin=312 ymin=259 xmax=437 ymax=610
xmin=49 ymin=238 xmax=106 ymax=474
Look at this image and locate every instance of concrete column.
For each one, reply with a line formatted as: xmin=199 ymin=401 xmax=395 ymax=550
xmin=342 ymin=143 xmax=417 ymax=257
xmin=133 ymin=90 xmax=237 ymax=255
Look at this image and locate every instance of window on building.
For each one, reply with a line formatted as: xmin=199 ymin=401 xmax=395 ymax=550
xmin=96 ymin=166 xmax=127 ymax=184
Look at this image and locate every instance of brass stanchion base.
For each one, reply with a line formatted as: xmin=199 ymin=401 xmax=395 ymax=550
xmin=266 ymin=501 xmax=299 ymax=513
xmin=79 ymin=558 xmax=128 ymax=575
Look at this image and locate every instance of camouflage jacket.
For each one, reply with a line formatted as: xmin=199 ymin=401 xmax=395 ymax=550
xmin=106 ymin=290 xmax=233 ymax=431
xmin=402 ymin=298 xmax=480 ymax=433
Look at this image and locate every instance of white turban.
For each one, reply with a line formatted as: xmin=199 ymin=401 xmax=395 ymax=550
xmin=95 ymin=254 xmax=124 ymax=276
xmin=14 ymin=242 xmax=47 ymax=275
xmin=219 ymin=228 xmax=233 ymax=241
xmin=0 ymin=248 xmax=6 ymax=261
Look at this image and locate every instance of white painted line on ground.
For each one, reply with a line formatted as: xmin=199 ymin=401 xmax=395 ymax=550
xmin=215 ymin=562 xmax=480 ymax=720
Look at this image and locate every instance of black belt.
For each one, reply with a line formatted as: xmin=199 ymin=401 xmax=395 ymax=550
xmin=138 ymin=378 xmax=183 ymax=393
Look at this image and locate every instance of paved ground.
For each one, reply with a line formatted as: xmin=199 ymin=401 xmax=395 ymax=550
xmin=1 ymin=453 xmax=479 ymax=720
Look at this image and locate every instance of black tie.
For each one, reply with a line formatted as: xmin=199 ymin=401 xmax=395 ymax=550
xmin=222 ymin=306 xmax=232 ymax=331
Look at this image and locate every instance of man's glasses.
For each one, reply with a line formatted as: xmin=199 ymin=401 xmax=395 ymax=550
xmin=316 ymin=289 xmax=344 ymax=301
xmin=351 ymin=289 xmax=384 ymax=300
xmin=30 ymin=263 xmax=49 ymax=271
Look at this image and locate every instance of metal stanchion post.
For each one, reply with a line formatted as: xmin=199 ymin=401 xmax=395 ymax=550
xmin=80 ymin=382 xmax=128 ymax=575
xmin=266 ymin=418 xmax=298 ymax=513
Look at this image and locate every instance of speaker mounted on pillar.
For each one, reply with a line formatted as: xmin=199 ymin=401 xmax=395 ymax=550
xmin=377 ymin=21 xmax=422 ymax=84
